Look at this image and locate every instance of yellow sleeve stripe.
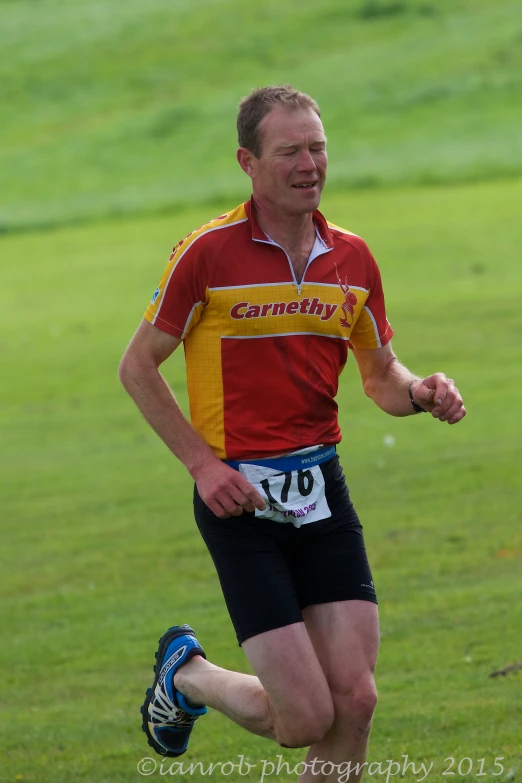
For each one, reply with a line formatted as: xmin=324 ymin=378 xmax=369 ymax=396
xmin=326 ymin=220 xmax=358 ymax=236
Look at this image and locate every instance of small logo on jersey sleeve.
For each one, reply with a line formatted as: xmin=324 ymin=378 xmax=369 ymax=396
xmin=151 ymin=287 xmax=161 ymax=305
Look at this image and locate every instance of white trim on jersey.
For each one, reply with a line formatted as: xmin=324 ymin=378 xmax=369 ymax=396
xmin=363 ymin=305 xmax=382 ymax=348
xmin=180 ymin=300 xmax=204 ymax=340
xmin=209 ymin=282 xmax=369 ymax=293
xmin=209 ymin=281 xmax=295 ymax=292
xmin=221 ymin=332 xmax=351 ymax=341
xmin=327 ymin=223 xmax=359 ymax=237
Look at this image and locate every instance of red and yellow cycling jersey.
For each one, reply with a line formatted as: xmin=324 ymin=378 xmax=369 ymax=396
xmin=144 ymin=198 xmax=393 ymax=460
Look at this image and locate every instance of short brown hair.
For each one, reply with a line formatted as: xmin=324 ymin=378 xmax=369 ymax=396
xmin=237 ymin=85 xmax=321 ymax=158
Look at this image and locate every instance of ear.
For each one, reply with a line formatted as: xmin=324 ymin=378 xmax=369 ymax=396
xmin=237 ymin=147 xmax=257 ymax=178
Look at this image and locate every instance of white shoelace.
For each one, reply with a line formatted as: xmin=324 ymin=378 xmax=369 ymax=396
xmin=148 ymin=684 xmax=197 ymax=728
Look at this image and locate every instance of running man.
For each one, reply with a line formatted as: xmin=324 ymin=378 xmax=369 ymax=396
xmin=119 ymin=85 xmax=466 ymax=782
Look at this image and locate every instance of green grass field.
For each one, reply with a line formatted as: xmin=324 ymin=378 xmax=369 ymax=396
xmin=2 ymin=180 xmax=521 ymax=782
xmin=2 ymin=0 xmax=522 ymax=780
xmin=2 ymin=0 xmax=522 ymax=231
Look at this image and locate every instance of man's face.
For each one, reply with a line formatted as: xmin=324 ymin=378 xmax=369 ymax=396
xmin=240 ymin=106 xmax=327 ymax=216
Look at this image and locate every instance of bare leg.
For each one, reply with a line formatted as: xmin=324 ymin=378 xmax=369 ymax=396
xmin=300 ymin=695 xmax=374 ymax=782
xmin=174 ymin=656 xmax=274 ymax=739
xmin=299 ymin=601 xmax=380 ymax=783
xmin=173 ymin=621 xmax=334 ymax=748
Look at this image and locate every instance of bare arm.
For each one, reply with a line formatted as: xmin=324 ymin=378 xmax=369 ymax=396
xmin=119 ymin=320 xmax=266 ymax=517
xmin=352 ymin=342 xmax=466 ymax=424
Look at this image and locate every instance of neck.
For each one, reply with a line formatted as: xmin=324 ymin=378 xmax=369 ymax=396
xmin=253 ymin=198 xmax=316 ymax=251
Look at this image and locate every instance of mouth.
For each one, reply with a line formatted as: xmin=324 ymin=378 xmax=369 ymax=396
xmin=291 ymin=181 xmax=318 ymax=190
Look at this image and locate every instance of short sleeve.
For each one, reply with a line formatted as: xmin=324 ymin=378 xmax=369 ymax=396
xmin=349 ymin=245 xmax=394 ymax=349
xmin=144 ymin=235 xmax=209 ymax=339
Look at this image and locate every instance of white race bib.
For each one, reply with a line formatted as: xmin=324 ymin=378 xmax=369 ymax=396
xmin=238 ymin=462 xmax=331 ymax=528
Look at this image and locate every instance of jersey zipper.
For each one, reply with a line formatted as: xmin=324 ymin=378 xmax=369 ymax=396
xmin=252 ymin=236 xmax=332 ymax=295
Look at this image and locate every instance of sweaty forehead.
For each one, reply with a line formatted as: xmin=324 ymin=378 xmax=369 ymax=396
xmin=259 ymin=107 xmax=325 ymax=149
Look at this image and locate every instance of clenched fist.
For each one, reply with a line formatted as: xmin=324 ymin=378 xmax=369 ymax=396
xmin=410 ymin=373 xmax=466 ymax=425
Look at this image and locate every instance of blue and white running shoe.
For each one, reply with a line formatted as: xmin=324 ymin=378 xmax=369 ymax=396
xmin=140 ymin=625 xmax=207 ymax=757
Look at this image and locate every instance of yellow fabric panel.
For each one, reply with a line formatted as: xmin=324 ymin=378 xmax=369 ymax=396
xmin=326 ymin=220 xmax=357 ymax=236
xmin=207 ymin=282 xmax=369 ymax=340
xmin=184 ymin=307 xmax=226 ymax=458
xmin=182 ymin=282 xmax=372 ymax=457
xmin=349 ymin=308 xmax=382 ymax=349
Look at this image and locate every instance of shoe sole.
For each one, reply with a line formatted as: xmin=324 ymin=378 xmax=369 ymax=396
xmin=140 ymin=625 xmax=201 ymax=758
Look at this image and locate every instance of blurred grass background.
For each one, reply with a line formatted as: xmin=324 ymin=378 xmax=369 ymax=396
xmin=2 ymin=0 xmax=522 ymax=230
xmin=1 ymin=0 xmax=522 ymax=781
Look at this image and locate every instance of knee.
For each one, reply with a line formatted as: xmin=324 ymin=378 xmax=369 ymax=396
xmin=334 ymin=677 xmax=378 ymax=728
xmin=275 ymin=698 xmax=335 ymax=749
xmin=352 ymin=680 xmax=378 ymax=724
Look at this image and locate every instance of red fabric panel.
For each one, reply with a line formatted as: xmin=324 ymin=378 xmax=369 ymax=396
xmin=221 ymin=334 xmax=348 ymax=460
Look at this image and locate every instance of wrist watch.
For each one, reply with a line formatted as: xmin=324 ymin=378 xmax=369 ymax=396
xmin=408 ymin=381 xmax=427 ymax=413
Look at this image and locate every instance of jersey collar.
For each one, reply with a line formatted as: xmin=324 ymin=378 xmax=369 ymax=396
xmin=244 ymin=196 xmax=334 ymax=249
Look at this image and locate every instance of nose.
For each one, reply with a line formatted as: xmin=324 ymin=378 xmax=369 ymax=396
xmin=295 ymin=148 xmax=317 ymax=172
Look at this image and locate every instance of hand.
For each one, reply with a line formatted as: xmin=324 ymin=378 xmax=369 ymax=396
xmin=411 ymin=373 xmax=466 ymax=425
xmin=192 ymin=458 xmax=267 ymax=519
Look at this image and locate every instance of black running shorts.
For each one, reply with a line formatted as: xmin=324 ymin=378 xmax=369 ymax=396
xmin=193 ymin=455 xmax=377 ymax=645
